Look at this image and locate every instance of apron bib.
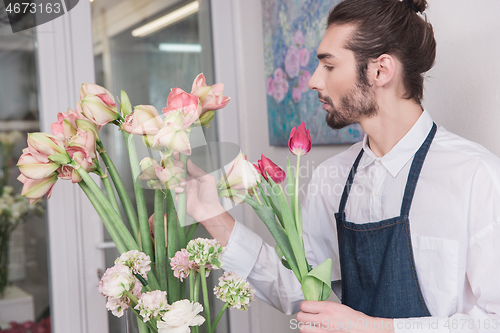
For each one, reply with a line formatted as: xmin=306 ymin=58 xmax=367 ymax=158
xmin=334 ymin=123 xmax=437 ymax=318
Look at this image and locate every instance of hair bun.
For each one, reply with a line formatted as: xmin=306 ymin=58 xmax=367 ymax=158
xmin=411 ymin=0 xmax=428 ymax=13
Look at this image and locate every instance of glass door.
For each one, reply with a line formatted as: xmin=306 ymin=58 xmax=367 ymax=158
xmin=91 ymin=0 xmax=228 ymax=332
xmin=0 ymin=3 xmax=51 ymax=332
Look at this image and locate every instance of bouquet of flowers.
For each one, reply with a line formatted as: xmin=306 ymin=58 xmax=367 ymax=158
xmin=216 ymin=123 xmax=333 ymax=302
xmin=0 ymin=131 xmax=43 ymax=295
xmin=16 ymin=74 xmax=255 ymax=333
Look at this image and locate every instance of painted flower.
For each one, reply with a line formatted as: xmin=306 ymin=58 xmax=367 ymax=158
xmin=299 ymin=48 xmax=310 ymax=68
xmin=266 ymin=77 xmax=274 ymax=96
xmin=294 ymin=30 xmax=304 ymax=47
xmin=284 ymin=46 xmax=301 ymax=78
xmin=214 ymin=271 xmax=256 ymax=310
xmin=299 ymin=70 xmax=312 ymax=93
xmin=292 ymin=87 xmax=302 ymax=103
xmin=157 ymin=300 xmax=205 ymax=333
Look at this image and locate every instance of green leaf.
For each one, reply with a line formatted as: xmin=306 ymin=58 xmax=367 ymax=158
xmin=238 ymin=194 xmax=301 ymax=280
xmin=257 ymin=181 xmax=271 ymax=207
xmin=275 ymin=244 xmax=292 ymax=270
xmin=120 ymin=90 xmax=132 ymax=116
xmin=301 ymin=259 xmax=333 ymax=301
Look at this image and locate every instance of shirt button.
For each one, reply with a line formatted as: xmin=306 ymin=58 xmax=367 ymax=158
xmin=373 ymin=190 xmax=380 ymax=196
xmin=375 ymin=159 xmax=382 ymax=166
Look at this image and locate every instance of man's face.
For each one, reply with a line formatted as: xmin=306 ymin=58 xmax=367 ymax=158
xmin=308 ymin=24 xmax=378 ymax=129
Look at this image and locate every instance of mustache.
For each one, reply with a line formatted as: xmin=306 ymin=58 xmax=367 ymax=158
xmin=318 ymin=93 xmax=333 ymax=105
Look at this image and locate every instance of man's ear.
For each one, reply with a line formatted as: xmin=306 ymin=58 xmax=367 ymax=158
xmin=369 ymin=54 xmax=396 ymax=87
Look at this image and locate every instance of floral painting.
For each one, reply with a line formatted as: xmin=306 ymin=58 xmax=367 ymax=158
xmin=262 ymin=0 xmax=363 ymax=146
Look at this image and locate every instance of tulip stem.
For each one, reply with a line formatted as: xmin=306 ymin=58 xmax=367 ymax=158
xmin=166 ymin=189 xmax=181 ymax=303
xmin=255 ymin=191 xmax=263 ymax=205
xmin=79 ymin=182 xmax=127 ymax=253
xmin=212 ymin=303 xmax=229 ymax=332
xmin=185 ymin=223 xmax=198 ymax=242
xmin=199 ymin=265 xmax=211 ymax=333
xmin=295 ymin=155 xmax=302 ymax=239
xmin=154 ymin=190 xmax=168 ymax=292
xmin=177 ymin=153 xmax=188 ymax=248
xmin=121 ymin=132 xmax=154 ymax=262
xmin=97 ymin=141 xmax=141 ymax=246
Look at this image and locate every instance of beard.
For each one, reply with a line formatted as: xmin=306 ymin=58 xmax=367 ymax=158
xmin=322 ymin=80 xmax=378 ymax=130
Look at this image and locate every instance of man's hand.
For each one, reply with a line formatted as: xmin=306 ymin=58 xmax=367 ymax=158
xmin=175 ymin=158 xmax=235 ymax=246
xmin=296 ymin=301 xmax=394 ymax=333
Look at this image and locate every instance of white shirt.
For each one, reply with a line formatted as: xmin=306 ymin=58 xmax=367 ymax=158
xmin=222 ymin=110 xmax=500 ymax=333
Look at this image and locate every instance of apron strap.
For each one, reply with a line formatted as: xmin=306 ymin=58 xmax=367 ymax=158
xmin=338 ymin=149 xmax=364 ymax=217
xmin=400 ymin=123 xmax=437 ymax=218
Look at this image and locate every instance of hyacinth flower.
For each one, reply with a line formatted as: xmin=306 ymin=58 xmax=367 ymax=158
xmin=230 ymin=122 xmax=332 ymax=302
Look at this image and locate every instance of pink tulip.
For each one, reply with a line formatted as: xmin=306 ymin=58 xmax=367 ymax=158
xmin=18 ymin=173 xmax=58 ymax=204
xmin=123 ymin=105 xmax=163 ymax=135
xmin=17 ymin=151 xmax=59 ymax=180
xmin=190 ymin=73 xmax=230 ymax=115
xmin=257 ymin=155 xmax=286 ymax=184
xmin=288 ymin=122 xmax=312 ymax=156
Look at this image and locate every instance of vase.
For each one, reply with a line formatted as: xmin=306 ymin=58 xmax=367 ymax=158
xmin=0 ymin=232 xmax=9 ymax=295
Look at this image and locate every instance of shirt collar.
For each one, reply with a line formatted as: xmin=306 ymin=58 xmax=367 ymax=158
xmin=358 ymin=109 xmax=434 ymax=177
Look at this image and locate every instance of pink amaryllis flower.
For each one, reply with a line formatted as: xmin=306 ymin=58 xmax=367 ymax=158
xmin=17 ymin=150 xmax=59 ymax=180
xmin=122 ymin=105 xmax=163 ymax=135
xmin=163 ymin=88 xmax=201 ymax=117
xmin=17 ymin=173 xmax=58 ymax=204
xmin=288 ymin=122 xmax=312 ymax=156
xmin=50 ymin=109 xmax=85 ymax=141
xmin=153 ymin=112 xmax=192 ymax=155
xmin=26 ymin=132 xmax=70 ymax=164
xmin=257 ymin=155 xmax=286 ymax=184
xmin=155 ymin=159 xmax=184 ymax=189
xmin=190 ymin=73 xmax=230 ymax=115
xmin=80 ymin=83 xmax=120 ymax=126
xmin=58 ymin=129 xmax=97 ymax=183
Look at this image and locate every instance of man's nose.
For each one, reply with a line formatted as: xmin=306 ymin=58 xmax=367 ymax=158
xmin=308 ymin=65 xmax=323 ymax=91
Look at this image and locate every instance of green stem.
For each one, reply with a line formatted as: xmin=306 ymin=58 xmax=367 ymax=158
xmin=154 ymin=190 xmax=167 ymax=291
xmin=75 ymin=163 xmax=139 ymax=251
xmin=189 ymin=270 xmax=195 ymax=302
xmin=137 ymin=319 xmax=151 ymax=333
xmin=194 ymin=272 xmax=200 ymax=303
xmin=121 ymin=132 xmax=154 ymax=260
xmin=79 ymin=182 xmax=127 ymax=253
xmin=199 ymin=265 xmax=211 ymax=332
xmin=295 ymin=155 xmax=301 ymax=239
xmin=99 ymin=170 xmax=120 ymax=214
xmin=255 ymin=191 xmax=263 ymax=205
xmin=127 ymin=303 xmax=157 ymax=333
xmin=177 ymin=154 xmax=188 ymax=248
xmin=166 ymin=189 xmax=181 ymax=302
xmin=212 ymin=303 xmax=229 ymax=332
xmin=97 ymin=142 xmax=140 ymax=244
xmin=185 ymin=223 xmax=199 ymax=242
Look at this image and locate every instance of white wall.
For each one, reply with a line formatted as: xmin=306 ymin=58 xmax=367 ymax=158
xmin=213 ymin=1 xmax=500 ymax=332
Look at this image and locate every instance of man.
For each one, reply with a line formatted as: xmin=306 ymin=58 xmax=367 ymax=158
xmin=176 ymin=0 xmax=500 ymax=332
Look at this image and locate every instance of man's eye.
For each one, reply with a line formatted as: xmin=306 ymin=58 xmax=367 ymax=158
xmin=324 ymin=65 xmax=334 ymax=71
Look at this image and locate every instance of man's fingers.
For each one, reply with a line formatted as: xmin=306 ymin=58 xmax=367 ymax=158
xmin=186 ymin=159 xmax=208 ymax=178
xmin=175 ymin=186 xmax=184 ymax=194
xmin=300 ymin=301 xmax=324 ymax=314
xmin=174 ymin=160 xmax=184 ymax=169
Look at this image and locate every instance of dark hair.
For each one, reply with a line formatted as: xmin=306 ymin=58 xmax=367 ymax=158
xmin=327 ymin=0 xmax=436 ymax=104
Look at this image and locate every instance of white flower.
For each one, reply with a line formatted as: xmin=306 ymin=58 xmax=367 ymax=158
xmin=214 ymin=271 xmax=256 ymax=310
xmin=157 ymin=300 xmax=205 ymax=333
xmin=104 ymin=280 xmax=142 ymax=318
xmin=115 ymin=250 xmax=151 ymax=279
xmin=135 ymin=290 xmax=169 ymax=322
xmin=99 ymin=263 xmax=137 ymax=298
xmin=185 ymin=238 xmax=224 ymax=269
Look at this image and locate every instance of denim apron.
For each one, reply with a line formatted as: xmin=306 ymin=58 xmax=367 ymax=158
xmin=333 ymin=123 xmax=437 ymax=318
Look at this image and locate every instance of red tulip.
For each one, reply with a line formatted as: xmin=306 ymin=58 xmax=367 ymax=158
xmin=288 ymin=122 xmax=312 ymax=156
xmin=257 ymin=154 xmax=286 ymax=184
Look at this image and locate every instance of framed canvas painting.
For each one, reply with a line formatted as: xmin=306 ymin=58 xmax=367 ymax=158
xmin=262 ymin=0 xmax=364 ymax=146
